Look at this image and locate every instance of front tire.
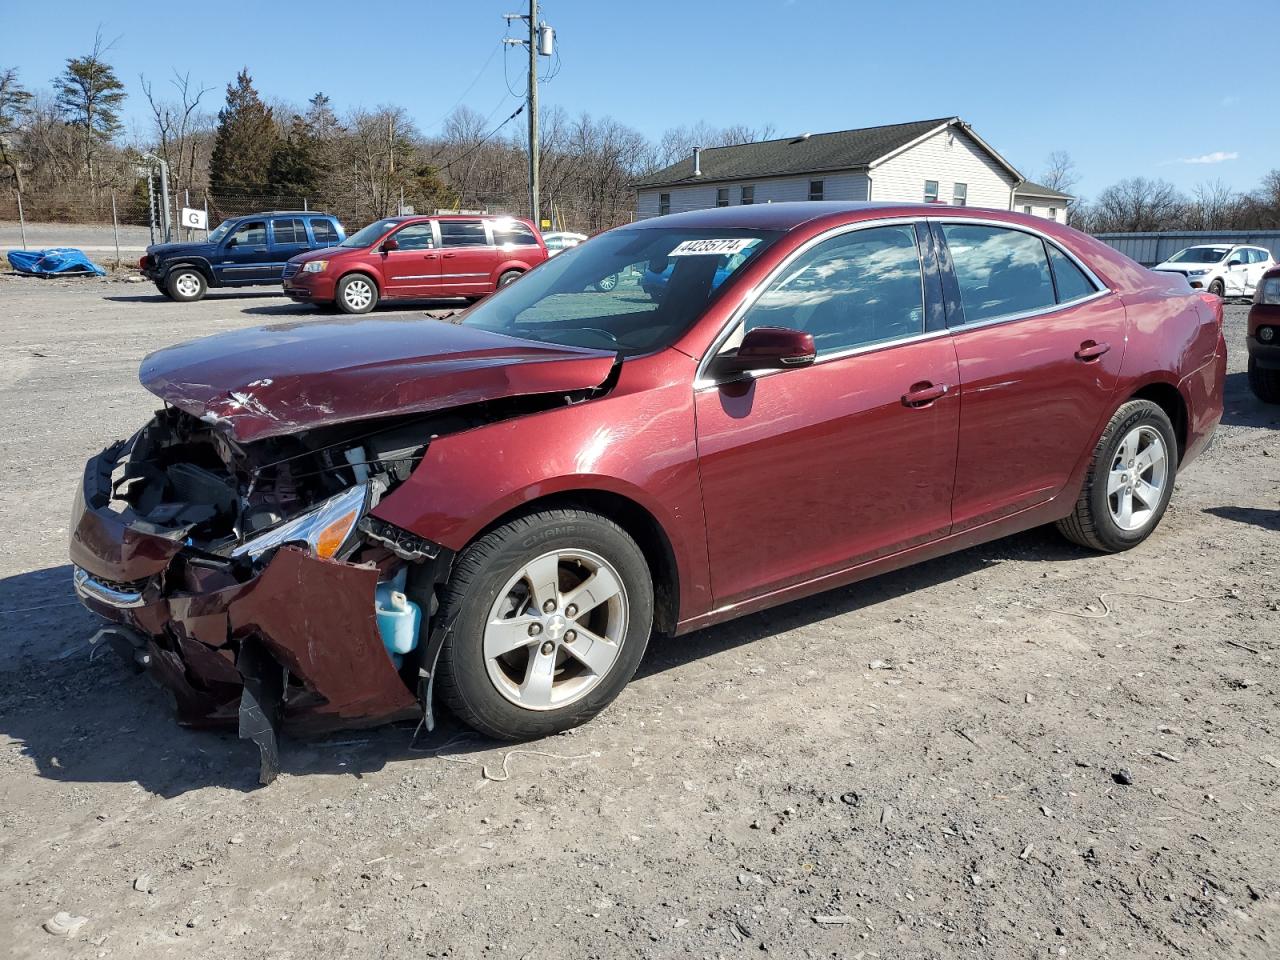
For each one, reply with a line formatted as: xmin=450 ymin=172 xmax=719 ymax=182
xmin=1056 ymin=399 xmax=1178 ymax=552
xmin=165 ymin=268 xmax=207 ymax=303
xmin=436 ymin=508 xmax=654 ymax=741
xmin=594 ymin=273 xmax=619 ymax=292
xmin=336 ymin=274 xmax=378 ymax=314
xmin=1249 ymin=356 xmax=1280 ymax=404
xmin=1208 ymin=278 xmax=1225 ymax=298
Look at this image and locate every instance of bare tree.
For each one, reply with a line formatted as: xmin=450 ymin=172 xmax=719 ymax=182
xmin=1039 ymin=150 xmax=1079 ymax=195
xmin=141 ymin=70 xmax=213 ymax=199
xmin=1184 ymin=180 xmax=1238 ymax=230
xmin=655 ymin=121 xmax=776 ymax=169
xmin=1090 ymin=177 xmax=1185 ymax=232
xmin=0 ymin=67 xmax=33 ymax=191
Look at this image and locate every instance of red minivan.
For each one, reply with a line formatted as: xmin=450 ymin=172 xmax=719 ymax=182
xmin=283 ymin=214 xmax=547 ymax=313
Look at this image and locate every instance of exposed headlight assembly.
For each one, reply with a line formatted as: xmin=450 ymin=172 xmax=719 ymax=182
xmin=1187 ymin=268 xmax=1210 ymax=276
xmin=303 ymin=260 xmax=329 ymax=273
xmin=233 ymin=483 xmax=368 ymax=561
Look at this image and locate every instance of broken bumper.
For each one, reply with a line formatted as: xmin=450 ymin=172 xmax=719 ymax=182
xmin=70 ymin=446 xmax=422 ymax=740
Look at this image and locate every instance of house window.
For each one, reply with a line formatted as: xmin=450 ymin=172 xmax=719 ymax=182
xmin=952 ymin=183 xmax=967 ymax=206
xmin=741 ymin=185 xmax=754 ymax=205
xmin=1023 ymin=205 xmax=1032 ymax=214
xmin=809 ymin=179 xmax=824 ymax=201
xmin=658 ymin=193 xmax=671 ymax=216
xmin=716 ymin=187 xmax=729 ymax=208
xmin=1048 ymin=206 xmax=1058 ymax=220
xmin=923 ymin=180 xmax=939 ymax=203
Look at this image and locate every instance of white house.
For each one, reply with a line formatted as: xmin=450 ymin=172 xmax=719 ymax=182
xmin=1012 ymin=180 xmax=1073 ymax=224
xmin=633 ymin=117 xmax=1073 ymax=221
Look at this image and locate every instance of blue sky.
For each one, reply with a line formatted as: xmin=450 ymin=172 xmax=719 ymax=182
xmin=6 ymin=0 xmax=1274 ymax=200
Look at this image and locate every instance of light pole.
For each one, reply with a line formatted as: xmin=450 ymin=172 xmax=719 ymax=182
xmin=142 ymin=152 xmax=172 ymax=242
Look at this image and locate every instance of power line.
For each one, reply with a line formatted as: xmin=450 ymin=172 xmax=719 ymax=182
xmin=424 ymin=40 xmax=503 ymax=132
xmin=436 ymin=104 xmax=526 ymax=175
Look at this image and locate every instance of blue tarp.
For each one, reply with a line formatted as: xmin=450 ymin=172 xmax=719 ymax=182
xmin=7 ymin=247 xmax=107 ymax=277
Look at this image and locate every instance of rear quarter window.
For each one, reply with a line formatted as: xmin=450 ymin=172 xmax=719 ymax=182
xmin=493 ymin=221 xmax=538 ymax=247
xmin=310 ymin=219 xmax=339 ymax=244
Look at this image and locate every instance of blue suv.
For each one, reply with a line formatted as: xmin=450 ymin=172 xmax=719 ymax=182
xmin=139 ymin=211 xmax=345 ymax=302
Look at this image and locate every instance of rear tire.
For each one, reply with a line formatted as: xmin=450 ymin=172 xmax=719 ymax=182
xmin=1249 ymin=356 xmax=1280 ymax=404
xmin=436 ymin=508 xmax=654 ymax=741
xmin=165 ymin=268 xmax=207 ymax=303
xmin=1056 ymin=399 xmax=1178 ymax=553
xmin=497 ymin=269 xmax=522 ymax=289
xmin=336 ymin=274 xmax=378 ymax=314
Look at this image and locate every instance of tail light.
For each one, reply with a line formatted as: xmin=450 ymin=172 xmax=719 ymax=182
xmin=138 ymin=255 xmax=152 ymax=269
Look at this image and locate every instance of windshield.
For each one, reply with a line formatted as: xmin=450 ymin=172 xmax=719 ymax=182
xmin=1169 ymin=246 xmax=1230 ymax=264
xmin=340 ymin=219 xmax=400 ymax=248
xmin=207 ymin=221 xmax=233 ymax=244
xmin=460 ymin=227 xmax=781 ymax=355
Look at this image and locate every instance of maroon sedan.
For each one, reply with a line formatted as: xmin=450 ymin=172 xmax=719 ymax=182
xmin=71 ymin=202 xmax=1225 ymax=782
xmin=282 ymin=213 xmax=547 ymax=313
xmin=1248 ymin=264 xmax=1280 ymax=402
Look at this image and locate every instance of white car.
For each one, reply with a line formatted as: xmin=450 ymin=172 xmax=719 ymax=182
xmin=1153 ymin=243 xmax=1275 ymax=298
xmin=543 ymin=231 xmax=588 ymax=256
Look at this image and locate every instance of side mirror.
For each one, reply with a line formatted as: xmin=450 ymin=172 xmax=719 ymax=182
xmin=225 ymin=237 xmax=237 ymax=248
xmin=380 ymin=238 xmax=399 ymax=253
xmin=712 ymin=326 xmax=816 ymax=379
xmin=1227 ymin=257 xmax=1243 ymax=268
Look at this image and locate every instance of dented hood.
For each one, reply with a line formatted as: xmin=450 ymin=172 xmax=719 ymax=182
xmin=139 ymin=316 xmax=617 ymax=442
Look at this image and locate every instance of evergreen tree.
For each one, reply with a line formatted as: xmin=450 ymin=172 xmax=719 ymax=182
xmin=209 ymin=69 xmax=279 ymax=195
xmin=53 ymin=33 xmax=125 ymax=193
xmin=267 ymin=116 xmax=320 ymax=197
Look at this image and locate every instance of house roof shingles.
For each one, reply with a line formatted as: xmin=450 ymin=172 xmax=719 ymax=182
xmin=633 ymin=117 xmax=956 ymax=190
xmin=1013 ymin=179 xmax=1073 ymax=201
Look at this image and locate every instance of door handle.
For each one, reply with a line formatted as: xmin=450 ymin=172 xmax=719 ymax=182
xmin=1074 ymin=340 xmax=1111 ymax=362
xmin=443 ymin=252 xmax=457 ymax=259
xmin=901 ymin=382 xmax=948 ymax=408
xmin=423 ymin=253 xmax=437 ymax=260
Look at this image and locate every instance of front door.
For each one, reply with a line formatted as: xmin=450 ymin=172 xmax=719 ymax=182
xmin=695 ymin=222 xmax=960 ymax=605
xmin=936 ymin=221 xmax=1128 ymax=532
xmin=381 ymin=223 xmax=440 ymax=298
xmin=438 ymin=219 xmax=497 ymax=296
xmin=1223 ymin=250 xmax=1251 ymax=296
xmin=215 ymin=219 xmax=273 ymax=284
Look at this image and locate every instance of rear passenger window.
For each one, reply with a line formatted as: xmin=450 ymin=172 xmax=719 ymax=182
xmin=310 ymin=219 xmax=338 ymax=244
xmin=271 ymin=218 xmax=306 ymax=244
xmin=439 ymin=220 xmax=488 ymax=247
xmin=492 ymin=221 xmax=537 ymax=247
xmin=1046 ymin=244 xmax=1097 ymax=303
xmin=942 ymin=224 xmax=1055 ymax=324
xmin=741 ymin=224 xmax=924 ymax=357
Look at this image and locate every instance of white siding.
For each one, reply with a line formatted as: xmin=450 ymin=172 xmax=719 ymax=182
xmin=636 ymin=171 xmax=869 ymax=219
xmin=1013 ymin=194 xmax=1067 ymax=224
xmin=870 ymin=126 xmax=1016 ymax=211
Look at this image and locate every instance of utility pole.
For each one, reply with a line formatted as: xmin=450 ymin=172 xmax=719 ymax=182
xmin=506 ymin=4 xmax=554 ymax=229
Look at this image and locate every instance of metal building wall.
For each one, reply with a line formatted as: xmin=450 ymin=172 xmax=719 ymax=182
xmin=1093 ymin=230 xmax=1280 ymax=266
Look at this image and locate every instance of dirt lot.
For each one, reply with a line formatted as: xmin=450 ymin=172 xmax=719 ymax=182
xmin=0 ymin=273 xmax=1277 ymax=959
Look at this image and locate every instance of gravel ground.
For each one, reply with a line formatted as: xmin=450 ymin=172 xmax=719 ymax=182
xmin=0 ymin=273 xmax=1277 ymax=959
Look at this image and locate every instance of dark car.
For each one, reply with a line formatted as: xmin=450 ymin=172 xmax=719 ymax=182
xmin=283 ymin=214 xmax=547 ymax=313
xmin=1248 ymin=264 xmax=1280 ymax=402
xmin=72 ymin=202 xmax=1224 ymax=783
xmin=139 ymin=212 xmax=345 ymax=302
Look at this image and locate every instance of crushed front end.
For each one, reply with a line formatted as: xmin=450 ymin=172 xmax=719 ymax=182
xmin=69 ymin=407 xmax=451 ymax=784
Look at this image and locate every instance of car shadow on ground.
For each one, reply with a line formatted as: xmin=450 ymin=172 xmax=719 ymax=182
xmin=0 ymin=527 xmax=1094 ymax=797
xmin=1221 ymin=370 xmax=1280 ymax=428
xmin=102 ymin=290 xmax=287 ymax=304
xmin=1203 ymin=505 xmax=1280 ymax=531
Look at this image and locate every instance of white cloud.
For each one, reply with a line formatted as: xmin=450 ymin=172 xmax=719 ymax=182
xmin=1180 ymin=151 xmax=1239 ymax=165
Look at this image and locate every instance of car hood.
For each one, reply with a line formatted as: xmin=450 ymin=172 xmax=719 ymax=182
xmin=139 ymin=317 xmax=618 ymax=443
xmin=289 ymin=247 xmax=343 ymax=264
xmin=146 ymin=241 xmax=214 ymax=259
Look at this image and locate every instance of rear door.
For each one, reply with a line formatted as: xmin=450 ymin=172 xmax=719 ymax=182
xmin=268 ymin=217 xmax=310 ymax=278
xmin=695 ymin=221 xmax=960 ymax=604
xmin=214 ymin=219 xmax=273 ymax=284
xmin=381 ymin=222 xmax=440 ymax=298
xmin=438 ymin=219 xmax=496 ymax=295
xmin=936 ymin=220 xmax=1127 ymax=532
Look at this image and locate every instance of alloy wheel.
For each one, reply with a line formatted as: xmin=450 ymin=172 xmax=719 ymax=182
xmin=344 ymin=279 xmax=373 ymax=310
xmin=483 ymin=549 xmax=628 ymax=711
xmin=175 ymin=274 xmax=201 ymax=298
xmin=1108 ymin=425 xmax=1168 ymax=531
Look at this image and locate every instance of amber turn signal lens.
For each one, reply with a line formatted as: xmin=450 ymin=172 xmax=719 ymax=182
xmin=314 ymin=509 xmax=359 ymax=559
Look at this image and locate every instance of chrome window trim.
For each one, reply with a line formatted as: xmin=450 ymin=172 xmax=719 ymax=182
xmin=930 ymin=216 xmax=1111 ymax=332
xmin=694 ymin=215 xmax=929 ymax=388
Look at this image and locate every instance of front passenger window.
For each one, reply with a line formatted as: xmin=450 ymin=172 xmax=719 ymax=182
xmin=392 ymin=224 xmax=434 ymax=251
xmin=739 ymin=224 xmax=924 ymax=357
xmin=229 ymin=221 xmax=266 ymax=247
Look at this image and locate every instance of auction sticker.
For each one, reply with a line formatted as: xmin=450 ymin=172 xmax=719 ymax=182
xmin=668 ymin=238 xmax=757 ymax=257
